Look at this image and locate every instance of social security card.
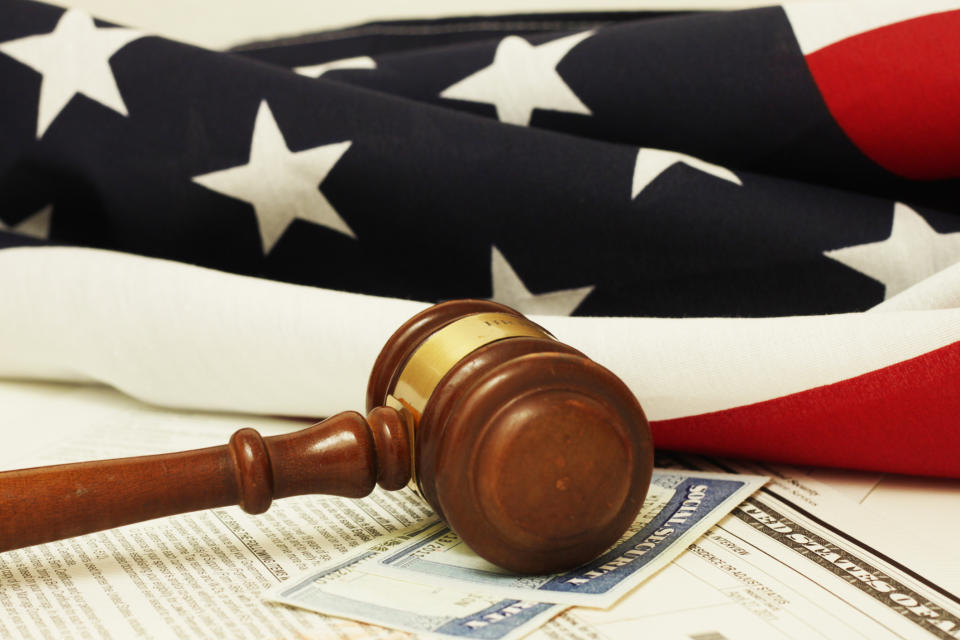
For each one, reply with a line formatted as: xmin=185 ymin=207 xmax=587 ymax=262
xmin=265 ymin=531 xmax=564 ymax=640
xmin=363 ymin=470 xmax=766 ymax=608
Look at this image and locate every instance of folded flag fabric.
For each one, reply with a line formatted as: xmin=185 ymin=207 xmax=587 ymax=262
xmin=1 ymin=0 xmax=959 ymax=477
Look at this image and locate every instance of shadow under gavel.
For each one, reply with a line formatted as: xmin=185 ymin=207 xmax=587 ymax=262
xmin=0 ymin=300 xmax=653 ymax=574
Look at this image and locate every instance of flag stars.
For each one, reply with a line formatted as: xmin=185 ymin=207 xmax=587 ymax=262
xmin=825 ymin=202 xmax=960 ymax=299
xmin=0 ymin=9 xmax=144 ymax=138
xmin=440 ymin=31 xmax=594 ymax=126
xmin=632 ymin=148 xmax=741 ymax=199
xmin=192 ymin=101 xmax=354 ymax=255
xmin=0 ymin=205 xmax=52 ymax=240
xmin=295 ymin=56 xmax=377 ymax=78
xmin=489 ymin=245 xmax=593 ymax=315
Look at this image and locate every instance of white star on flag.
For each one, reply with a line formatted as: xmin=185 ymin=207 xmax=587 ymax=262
xmin=825 ymin=202 xmax=960 ymax=299
xmin=192 ymin=100 xmax=354 ymax=255
xmin=0 ymin=9 xmax=144 ymax=138
xmin=0 ymin=205 xmax=52 ymax=240
xmin=632 ymin=148 xmax=742 ymax=199
xmin=489 ymin=245 xmax=593 ymax=315
xmin=295 ymin=56 xmax=377 ymax=78
xmin=440 ymin=31 xmax=594 ymax=126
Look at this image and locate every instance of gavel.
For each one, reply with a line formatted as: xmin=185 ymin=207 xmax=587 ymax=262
xmin=0 ymin=300 xmax=653 ymax=574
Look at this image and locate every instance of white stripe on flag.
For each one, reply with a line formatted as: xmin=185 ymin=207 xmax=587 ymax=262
xmin=783 ymin=0 xmax=960 ymax=54
xmin=1 ymin=246 xmax=959 ymax=421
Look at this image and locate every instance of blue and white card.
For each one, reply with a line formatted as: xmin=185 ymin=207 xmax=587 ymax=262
xmin=265 ymin=531 xmax=565 ymax=640
xmin=364 ymin=470 xmax=766 ymax=608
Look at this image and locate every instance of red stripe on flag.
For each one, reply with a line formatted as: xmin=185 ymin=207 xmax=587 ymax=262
xmin=804 ymin=10 xmax=960 ymax=180
xmin=651 ymin=339 xmax=960 ymax=477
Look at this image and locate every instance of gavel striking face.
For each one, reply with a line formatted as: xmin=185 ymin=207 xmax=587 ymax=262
xmin=0 ymin=300 xmax=653 ymax=574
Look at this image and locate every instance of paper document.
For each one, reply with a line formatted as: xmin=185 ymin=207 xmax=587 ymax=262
xmin=361 ymin=470 xmax=766 ymax=608
xmin=0 ymin=382 xmax=438 ymax=639
xmin=527 ymin=496 xmax=960 ymax=639
xmin=531 ymin=452 xmax=960 ymax=640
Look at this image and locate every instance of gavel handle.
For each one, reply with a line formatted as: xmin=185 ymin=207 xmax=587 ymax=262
xmin=0 ymin=408 xmax=410 ymax=554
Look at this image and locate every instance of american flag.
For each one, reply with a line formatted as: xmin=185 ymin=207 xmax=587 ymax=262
xmin=1 ymin=0 xmax=958 ymax=477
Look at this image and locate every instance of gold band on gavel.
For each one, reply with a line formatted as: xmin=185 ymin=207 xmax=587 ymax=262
xmin=392 ymin=312 xmax=553 ymax=416
xmin=387 ymin=312 xmax=554 ymax=488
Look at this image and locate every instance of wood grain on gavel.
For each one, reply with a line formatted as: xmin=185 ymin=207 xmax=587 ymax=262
xmin=0 ymin=300 xmax=653 ymax=574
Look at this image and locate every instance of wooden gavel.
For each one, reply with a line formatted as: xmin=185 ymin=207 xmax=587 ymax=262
xmin=0 ymin=300 xmax=653 ymax=574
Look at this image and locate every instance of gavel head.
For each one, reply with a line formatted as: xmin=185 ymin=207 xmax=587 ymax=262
xmin=367 ymin=299 xmax=653 ymax=574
